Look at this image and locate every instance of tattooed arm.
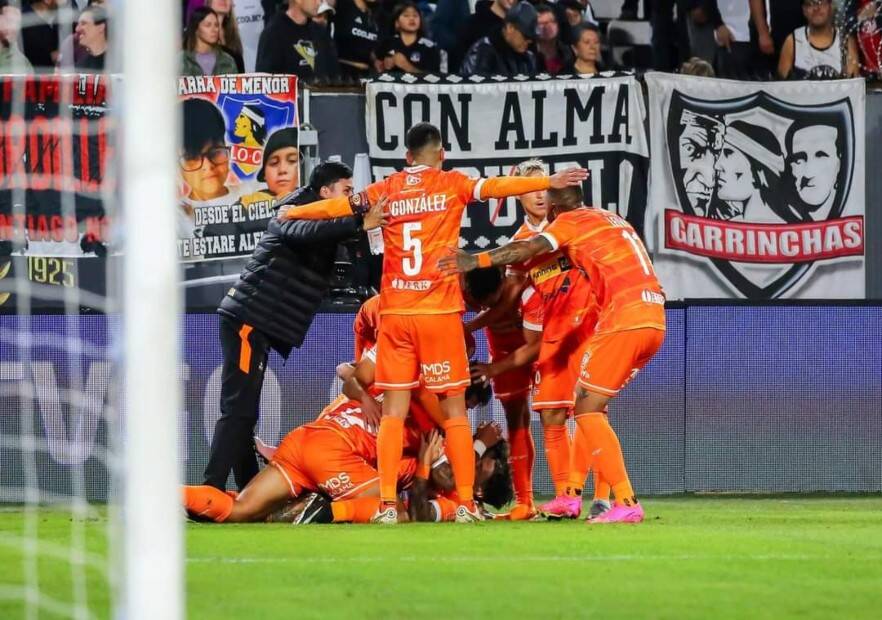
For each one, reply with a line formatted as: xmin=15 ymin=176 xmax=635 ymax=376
xmin=439 ymin=236 xmax=555 ymax=275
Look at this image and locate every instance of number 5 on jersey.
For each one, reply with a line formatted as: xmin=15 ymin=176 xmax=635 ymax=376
xmin=402 ymin=222 xmax=423 ymax=276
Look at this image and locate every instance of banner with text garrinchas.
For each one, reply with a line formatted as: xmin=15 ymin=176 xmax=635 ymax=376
xmin=644 ymin=72 xmax=865 ymax=299
xmin=177 ymin=74 xmax=298 ymax=262
xmin=365 ymin=73 xmax=649 ymax=248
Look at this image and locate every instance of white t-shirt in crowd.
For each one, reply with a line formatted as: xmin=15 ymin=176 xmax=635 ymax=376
xmin=234 ymin=0 xmax=265 ymax=72
xmin=716 ymin=0 xmax=751 ymax=43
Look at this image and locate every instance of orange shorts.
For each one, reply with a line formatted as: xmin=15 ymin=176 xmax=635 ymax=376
xmin=578 ymin=327 xmax=665 ymax=397
xmin=375 ymin=313 xmax=470 ymax=394
xmin=270 ymin=426 xmax=379 ymax=500
xmin=531 ymin=324 xmax=589 ymax=411
xmin=486 ymin=328 xmax=531 ymax=403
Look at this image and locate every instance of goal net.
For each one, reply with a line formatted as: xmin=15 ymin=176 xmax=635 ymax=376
xmin=0 ymin=1 xmax=182 ymax=618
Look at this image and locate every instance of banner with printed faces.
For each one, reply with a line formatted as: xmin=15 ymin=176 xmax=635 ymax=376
xmin=645 ymin=72 xmax=865 ymax=299
xmin=365 ymin=74 xmax=649 ymax=249
xmin=177 ymin=74 xmax=298 ymax=261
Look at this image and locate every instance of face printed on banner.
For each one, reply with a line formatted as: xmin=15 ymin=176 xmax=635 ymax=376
xmin=788 ymin=124 xmax=840 ymax=211
xmin=677 ymin=113 xmax=720 ymax=215
xmin=714 ymin=145 xmax=754 ymax=203
xmin=180 ymin=142 xmax=231 ymax=201
xmin=264 ymin=147 xmax=300 ymax=197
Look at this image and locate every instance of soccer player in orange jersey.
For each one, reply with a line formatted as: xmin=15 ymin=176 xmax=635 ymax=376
xmin=463 ymin=266 xmax=540 ymax=520
xmin=352 ymin=293 xmax=381 ymax=362
xmin=279 ymin=123 xmax=587 ymax=523
xmin=441 ymin=184 xmax=666 ymax=524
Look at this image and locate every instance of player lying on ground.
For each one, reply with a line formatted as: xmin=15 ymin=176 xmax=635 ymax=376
xmin=279 ymin=122 xmax=587 ymax=523
xmin=182 ymin=378 xmax=511 ymax=523
xmin=440 ymin=184 xmax=667 ymax=524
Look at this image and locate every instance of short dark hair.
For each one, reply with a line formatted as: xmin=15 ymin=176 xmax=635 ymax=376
xmin=405 ymin=122 xmax=441 ymax=154
xmin=465 ymin=371 xmax=493 ymax=408
xmin=535 ymin=3 xmax=556 ymax=16
xmin=571 ymin=21 xmax=600 ymax=42
xmin=547 ymin=185 xmax=583 ymax=211
xmin=309 ymin=161 xmax=353 ymax=192
xmin=479 ymin=441 xmax=514 ymax=509
xmin=181 ymin=98 xmax=226 ymax=159
xmin=82 ymin=5 xmax=108 ymax=35
xmin=464 ymin=266 xmax=503 ymax=304
xmin=392 ymin=1 xmax=423 ymax=33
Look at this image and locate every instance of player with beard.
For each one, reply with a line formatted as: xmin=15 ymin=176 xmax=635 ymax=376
xmin=277 ymin=122 xmax=586 ymax=523
xmin=442 ymin=184 xmax=666 ymax=524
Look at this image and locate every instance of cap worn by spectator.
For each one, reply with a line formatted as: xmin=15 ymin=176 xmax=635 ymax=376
xmin=257 ymin=127 xmax=300 ymax=183
xmin=317 ymin=1 xmax=335 ymax=16
xmin=506 ymin=1 xmax=538 ymax=41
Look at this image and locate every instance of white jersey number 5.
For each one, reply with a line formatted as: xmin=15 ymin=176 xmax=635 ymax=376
xmin=402 ymin=222 xmax=423 ymax=276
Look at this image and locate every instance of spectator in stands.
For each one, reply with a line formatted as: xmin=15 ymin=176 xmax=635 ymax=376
xmin=375 ymin=2 xmax=443 ymax=74
xmin=563 ymin=21 xmax=600 ymax=75
xmin=460 ymin=1 xmax=538 ymax=76
xmin=181 ymin=7 xmax=239 ymax=75
xmin=21 ymin=0 xmax=59 ymax=69
xmin=429 ymin=0 xmax=469 ymax=71
xmin=459 ymin=0 xmax=513 ymax=61
xmin=256 ymin=0 xmax=339 ymax=82
xmin=703 ymin=0 xmax=756 ymax=78
xmin=680 ymin=55 xmax=715 ymax=76
xmin=73 ymin=4 xmax=106 ymax=72
xmin=0 ymin=0 xmax=32 ymax=73
xmin=206 ymin=0 xmax=246 ymax=72
xmin=750 ymin=0 xmax=806 ymax=57
xmin=778 ymin=0 xmax=859 ymax=79
xmin=535 ymin=4 xmax=571 ymax=74
xmin=333 ymin=0 xmax=379 ymax=79
xmin=649 ymin=0 xmax=692 ymax=71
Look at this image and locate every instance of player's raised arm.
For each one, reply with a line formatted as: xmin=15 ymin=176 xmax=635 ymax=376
xmin=473 ymin=167 xmax=588 ymax=200
xmin=438 ymin=235 xmax=555 ymax=275
xmin=278 ymin=181 xmax=387 ymax=223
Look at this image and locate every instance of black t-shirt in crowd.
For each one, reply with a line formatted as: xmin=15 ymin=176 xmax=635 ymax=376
xmin=769 ymin=2 xmax=806 ymax=51
xmin=20 ymin=5 xmax=59 ymax=69
xmin=375 ymin=33 xmax=443 ymax=74
xmin=333 ymin=0 xmax=380 ymax=72
xmin=255 ymin=11 xmax=340 ymax=82
xmin=75 ymin=52 xmax=105 ymax=73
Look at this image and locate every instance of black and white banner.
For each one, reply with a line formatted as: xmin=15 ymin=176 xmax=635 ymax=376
xmin=645 ymin=72 xmax=866 ymax=299
xmin=366 ymin=74 xmax=649 ymax=248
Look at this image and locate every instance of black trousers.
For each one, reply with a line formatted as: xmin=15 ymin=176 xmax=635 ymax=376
xmin=203 ymin=316 xmax=270 ymax=491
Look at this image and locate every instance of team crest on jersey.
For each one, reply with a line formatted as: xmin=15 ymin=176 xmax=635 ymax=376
xmin=662 ymin=90 xmax=863 ymax=298
xmin=406 ymin=174 xmax=421 ymax=185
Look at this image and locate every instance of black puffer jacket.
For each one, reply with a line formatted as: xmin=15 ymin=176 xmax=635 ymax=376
xmin=217 ymin=187 xmax=363 ymax=357
xmin=460 ymin=29 xmax=538 ymax=77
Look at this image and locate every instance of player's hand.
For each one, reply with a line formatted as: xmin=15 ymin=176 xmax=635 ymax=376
xmin=475 ymin=421 xmax=503 ymax=450
xmin=470 ymin=362 xmax=497 ymax=382
xmin=419 ymin=430 xmax=444 ymax=465
xmin=360 ymin=395 xmax=382 ymax=432
xmin=438 ymin=246 xmax=478 ymax=275
xmin=362 ymin=195 xmax=388 ymax=231
xmin=549 ymin=167 xmax=589 ymax=189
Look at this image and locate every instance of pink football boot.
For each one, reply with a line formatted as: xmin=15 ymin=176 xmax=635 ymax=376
xmin=588 ymin=502 xmax=644 ymax=524
xmin=539 ymin=495 xmax=582 ymax=519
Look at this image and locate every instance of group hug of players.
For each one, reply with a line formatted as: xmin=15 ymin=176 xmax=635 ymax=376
xmin=183 ymin=121 xmax=666 ymax=525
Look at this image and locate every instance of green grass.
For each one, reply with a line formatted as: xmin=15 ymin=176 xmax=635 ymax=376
xmin=2 ymin=497 xmax=882 ymax=619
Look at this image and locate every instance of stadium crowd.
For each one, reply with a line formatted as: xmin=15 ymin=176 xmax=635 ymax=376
xmin=0 ymin=0 xmax=879 ymax=79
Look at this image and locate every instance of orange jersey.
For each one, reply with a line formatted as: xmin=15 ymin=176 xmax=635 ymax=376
xmin=541 ymin=208 xmax=665 ymax=333
xmin=356 ymin=167 xmax=551 ymax=316
xmin=307 ymin=395 xmax=378 ymax=463
xmin=353 ymin=294 xmax=381 ymax=360
xmin=510 ymin=220 xmax=596 ymax=341
xmin=363 ymin=166 xmax=479 ymax=316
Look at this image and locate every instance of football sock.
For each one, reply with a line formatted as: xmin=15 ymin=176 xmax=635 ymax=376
xmin=184 ymin=485 xmax=234 ymax=522
xmin=543 ymin=423 xmax=571 ymax=496
xmin=434 ymin=496 xmax=458 ymax=521
xmin=508 ymin=427 xmax=535 ymax=506
xmin=377 ymin=416 xmax=405 ymax=503
xmin=566 ymin=422 xmax=591 ymax=496
xmin=443 ymin=416 xmax=475 ymax=503
xmin=331 ymin=498 xmax=381 ymax=523
xmin=574 ymin=412 xmax=637 ymax=506
xmin=593 ymin=470 xmax=612 ymax=502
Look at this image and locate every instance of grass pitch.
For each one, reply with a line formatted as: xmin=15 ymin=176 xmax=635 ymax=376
xmin=1 ymin=496 xmax=881 ymax=619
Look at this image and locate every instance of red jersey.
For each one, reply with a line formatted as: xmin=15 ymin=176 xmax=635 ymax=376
xmin=541 ymin=208 xmax=665 ymax=333
xmin=353 ymin=294 xmax=381 ymax=361
xmin=510 ymin=219 xmax=596 ymax=341
xmin=363 ymin=166 xmax=480 ymax=316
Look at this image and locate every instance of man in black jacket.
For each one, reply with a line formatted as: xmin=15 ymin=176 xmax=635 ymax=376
xmin=204 ymin=161 xmax=384 ymax=491
xmin=460 ymin=1 xmax=538 ymax=77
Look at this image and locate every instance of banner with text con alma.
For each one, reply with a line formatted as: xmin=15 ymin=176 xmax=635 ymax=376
xmin=365 ymin=74 xmax=649 ymax=249
xmin=177 ymin=73 xmax=298 ymax=262
xmin=645 ymin=72 xmax=866 ymax=299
